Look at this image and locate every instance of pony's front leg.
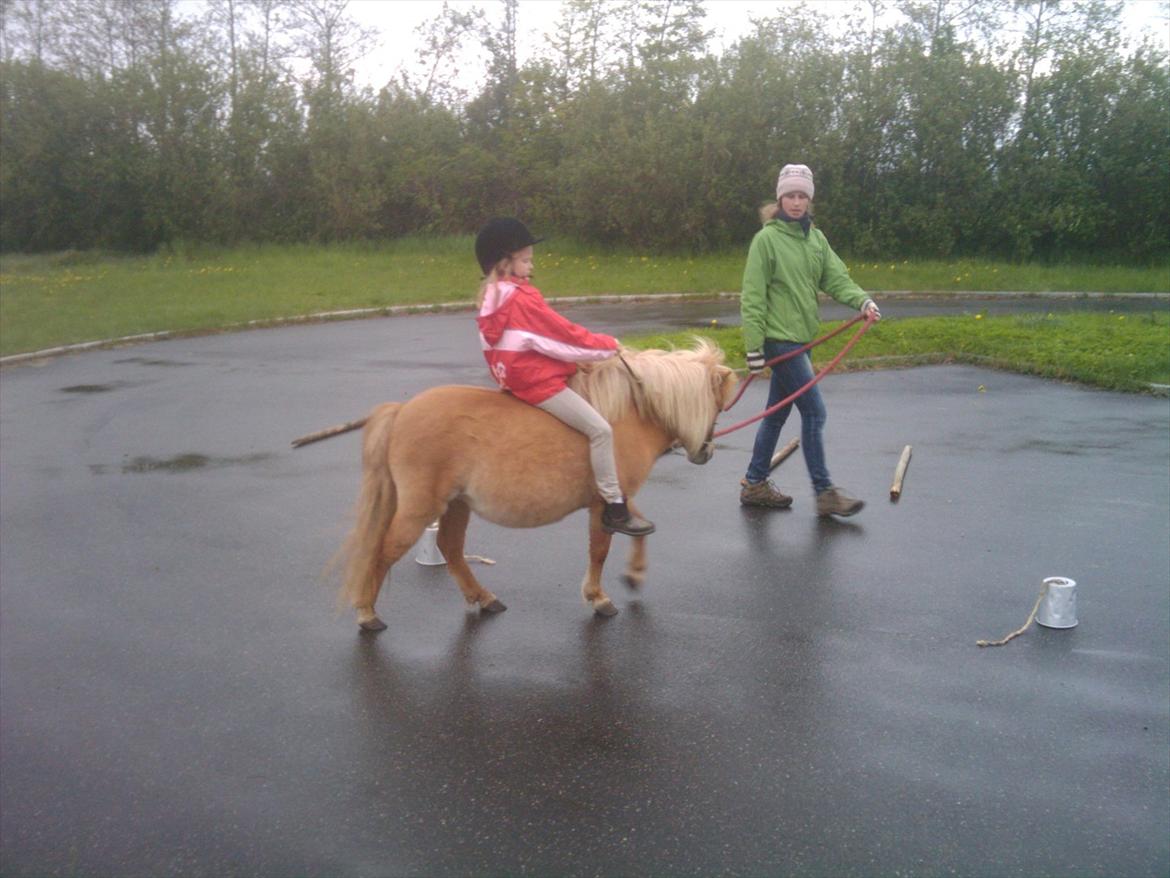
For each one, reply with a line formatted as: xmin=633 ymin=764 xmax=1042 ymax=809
xmin=619 ymin=498 xmax=649 ymax=588
xmin=439 ymin=501 xmax=506 ymax=613
xmin=622 ymin=534 xmax=648 ymax=589
xmin=584 ymin=505 xmax=617 ymax=616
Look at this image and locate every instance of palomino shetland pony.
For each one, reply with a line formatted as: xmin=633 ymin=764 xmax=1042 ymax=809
xmin=335 ymin=340 xmax=737 ymax=631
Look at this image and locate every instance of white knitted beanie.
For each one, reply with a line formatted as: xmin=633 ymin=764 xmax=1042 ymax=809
xmin=776 ymin=164 xmax=815 ymax=200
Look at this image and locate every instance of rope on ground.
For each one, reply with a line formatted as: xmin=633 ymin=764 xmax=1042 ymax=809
xmin=977 ymin=583 xmax=1048 ymax=647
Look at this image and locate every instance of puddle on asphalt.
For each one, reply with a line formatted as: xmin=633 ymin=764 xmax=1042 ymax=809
xmin=1007 ymin=438 xmax=1121 ymax=456
xmin=366 ymin=358 xmax=458 ymax=371
xmin=112 ymin=357 xmax=193 ymax=367
xmin=59 ymin=382 xmax=132 ymax=394
xmin=89 ymin=452 xmax=276 ymax=474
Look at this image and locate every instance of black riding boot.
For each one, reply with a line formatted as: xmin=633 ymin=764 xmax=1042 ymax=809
xmin=601 ymin=500 xmax=656 ymax=536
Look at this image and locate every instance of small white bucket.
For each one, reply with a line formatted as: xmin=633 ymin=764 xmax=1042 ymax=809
xmin=1036 ymin=576 xmax=1078 ymax=629
xmin=414 ymin=522 xmax=446 ymax=566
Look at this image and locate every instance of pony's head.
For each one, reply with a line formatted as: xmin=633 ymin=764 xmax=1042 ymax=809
xmin=572 ymin=339 xmax=738 ymax=463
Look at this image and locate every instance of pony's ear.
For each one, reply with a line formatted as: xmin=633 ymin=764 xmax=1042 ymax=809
xmin=712 ymin=365 xmax=737 ymax=407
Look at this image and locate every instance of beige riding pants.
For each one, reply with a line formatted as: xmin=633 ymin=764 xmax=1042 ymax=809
xmin=536 ymin=387 xmax=623 ymax=503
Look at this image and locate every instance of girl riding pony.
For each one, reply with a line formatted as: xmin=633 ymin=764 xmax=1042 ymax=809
xmin=474 ymin=217 xmax=655 ymax=537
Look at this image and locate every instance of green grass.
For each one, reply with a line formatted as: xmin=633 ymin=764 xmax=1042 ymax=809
xmin=626 ymin=311 xmax=1170 ymax=393
xmin=2 ymin=241 xmax=1168 ymax=389
xmin=840 ymin=258 xmax=1169 ymax=294
xmin=0 ymin=240 xmax=486 ymax=355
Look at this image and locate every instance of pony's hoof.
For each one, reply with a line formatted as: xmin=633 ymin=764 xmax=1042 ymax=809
xmin=481 ymin=598 xmax=507 ymax=613
xmin=593 ymin=599 xmax=619 ymax=617
xmin=622 ymin=572 xmax=645 ymax=590
xmin=359 ymin=616 xmax=387 ymax=632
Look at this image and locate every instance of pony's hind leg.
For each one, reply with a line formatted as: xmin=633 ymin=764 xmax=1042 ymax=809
xmin=356 ymin=509 xmax=433 ymax=632
xmin=356 ymin=558 xmax=392 ymax=632
xmin=439 ymin=501 xmax=506 ymax=612
xmin=583 ymin=504 xmax=617 ymax=616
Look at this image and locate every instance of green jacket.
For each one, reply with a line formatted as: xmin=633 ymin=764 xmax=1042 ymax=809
xmin=740 ymin=218 xmax=869 ymax=351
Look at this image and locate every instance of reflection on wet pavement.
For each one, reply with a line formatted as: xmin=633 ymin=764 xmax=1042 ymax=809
xmin=87 ymin=452 xmax=276 ymax=474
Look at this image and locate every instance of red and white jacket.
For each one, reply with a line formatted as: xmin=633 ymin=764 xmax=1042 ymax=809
xmin=477 ymin=278 xmax=618 ymax=404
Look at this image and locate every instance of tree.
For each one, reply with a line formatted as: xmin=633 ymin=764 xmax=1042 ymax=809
xmin=289 ymin=0 xmax=381 ymax=239
xmin=0 ymin=0 xmax=1165 ymax=259
xmin=998 ymin=0 xmax=1139 ymax=259
xmin=466 ymin=0 xmax=518 ymax=134
xmin=289 ymin=0 xmax=373 ymax=98
xmin=401 ymin=1 xmax=484 ymax=108
xmin=546 ymin=0 xmax=611 ymax=97
xmin=0 ymin=0 xmax=58 ymax=65
xmin=876 ymin=6 xmax=1015 ymax=256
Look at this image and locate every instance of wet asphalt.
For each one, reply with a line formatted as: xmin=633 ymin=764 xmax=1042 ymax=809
xmin=1 ymin=297 xmax=1168 ymax=877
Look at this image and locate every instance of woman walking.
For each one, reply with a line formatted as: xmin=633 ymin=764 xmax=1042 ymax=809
xmin=738 ymin=164 xmax=881 ymax=517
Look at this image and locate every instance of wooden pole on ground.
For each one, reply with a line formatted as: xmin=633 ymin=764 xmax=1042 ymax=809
xmin=769 ymin=438 xmax=800 ymax=471
xmin=890 ymin=445 xmax=912 ymax=500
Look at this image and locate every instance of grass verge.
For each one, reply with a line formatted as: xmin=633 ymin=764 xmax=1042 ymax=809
xmin=1 ymin=241 xmax=1167 ymax=357
xmin=625 ymin=311 xmax=1170 ymax=394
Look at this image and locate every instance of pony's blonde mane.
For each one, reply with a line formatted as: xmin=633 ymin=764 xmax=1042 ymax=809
xmin=569 ymin=338 xmax=728 ymax=454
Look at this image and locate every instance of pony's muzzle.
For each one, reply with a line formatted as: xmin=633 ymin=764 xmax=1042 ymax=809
xmin=688 ymin=441 xmax=715 ymax=465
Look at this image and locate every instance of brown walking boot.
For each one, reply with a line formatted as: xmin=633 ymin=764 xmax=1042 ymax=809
xmin=816 ymin=485 xmax=864 ymax=517
xmin=601 ymin=501 xmax=656 ymax=536
xmin=739 ymin=478 xmax=793 ymax=508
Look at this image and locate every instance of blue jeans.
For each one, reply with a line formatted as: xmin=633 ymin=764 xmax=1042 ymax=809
xmin=744 ymin=340 xmax=831 ymax=493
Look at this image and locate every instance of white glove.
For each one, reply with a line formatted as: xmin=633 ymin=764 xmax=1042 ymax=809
xmin=862 ymin=299 xmax=881 ymax=321
xmin=746 ymin=350 xmax=766 ymax=375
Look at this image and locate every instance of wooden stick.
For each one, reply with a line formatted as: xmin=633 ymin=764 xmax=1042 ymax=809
xmin=291 ymin=417 xmax=368 ymax=448
xmin=890 ymin=444 xmax=912 ymax=500
xmin=769 ymin=438 xmax=800 ymax=471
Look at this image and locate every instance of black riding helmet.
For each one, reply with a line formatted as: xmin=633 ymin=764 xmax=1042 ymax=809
xmin=475 ymin=217 xmax=542 ymax=275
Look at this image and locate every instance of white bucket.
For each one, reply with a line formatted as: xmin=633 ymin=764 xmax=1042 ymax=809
xmin=414 ymin=522 xmax=446 ymax=566
xmin=1036 ymin=576 xmax=1078 ymax=629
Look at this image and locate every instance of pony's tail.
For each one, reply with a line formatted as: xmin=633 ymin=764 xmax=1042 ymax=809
xmin=337 ymin=402 xmax=401 ymax=612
